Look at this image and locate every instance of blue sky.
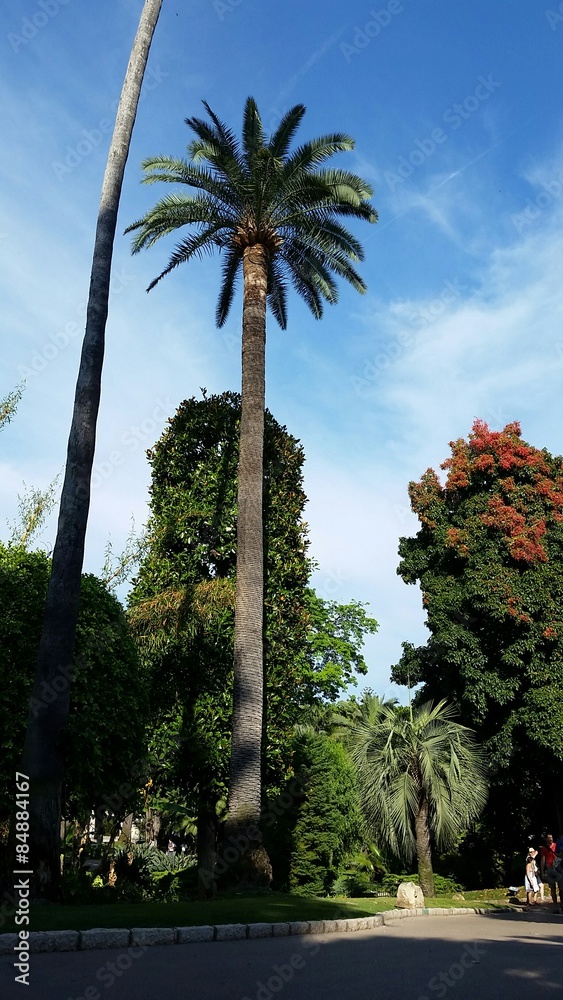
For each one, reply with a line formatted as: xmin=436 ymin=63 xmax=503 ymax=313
xmin=1 ymin=0 xmax=563 ymax=700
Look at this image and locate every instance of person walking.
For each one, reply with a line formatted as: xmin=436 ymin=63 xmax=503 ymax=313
xmin=540 ymin=833 xmax=563 ymax=912
xmin=525 ymin=848 xmax=540 ymax=907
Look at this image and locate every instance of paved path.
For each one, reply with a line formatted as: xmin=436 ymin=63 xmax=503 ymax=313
xmin=1 ymin=910 xmax=562 ymax=1000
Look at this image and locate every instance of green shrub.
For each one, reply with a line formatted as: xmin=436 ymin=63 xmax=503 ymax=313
xmin=94 ymin=845 xmax=197 ymax=902
xmin=378 ymin=872 xmax=464 ymax=895
xmin=288 ymin=732 xmax=363 ymax=896
xmin=330 ymin=870 xmax=375 ymax=897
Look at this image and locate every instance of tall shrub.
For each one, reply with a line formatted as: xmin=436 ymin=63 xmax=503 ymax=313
xmin=288 ymin=732 xmax=362 ymax=896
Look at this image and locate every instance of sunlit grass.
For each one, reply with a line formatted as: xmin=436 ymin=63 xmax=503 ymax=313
xmin=0 ymin=889 xmax=510 ymax=934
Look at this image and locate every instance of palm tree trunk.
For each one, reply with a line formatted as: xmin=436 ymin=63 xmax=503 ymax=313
xmin=415 ymin=795 xmax=435 ymax=897
xmin=225 ymin=243 xmax=272 ymax=887
xmin=19 ymin=0 xmax=163 ymax=900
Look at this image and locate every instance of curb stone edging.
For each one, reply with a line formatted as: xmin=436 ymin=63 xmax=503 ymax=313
xmin=0 ymin=906 xmax=519 ymax=955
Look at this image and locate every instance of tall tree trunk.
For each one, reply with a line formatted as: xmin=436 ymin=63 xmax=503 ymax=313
xmin=19 ymin=0 xmax=163 ymax=900
xmin=415 ymin=796 xmax=435 ymax=897
xmin=225 ymin=243 xmax=272 ymax=887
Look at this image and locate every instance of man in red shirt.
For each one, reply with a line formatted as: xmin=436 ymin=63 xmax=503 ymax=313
xmin=540 ymin=833 xmax=562 ymax=911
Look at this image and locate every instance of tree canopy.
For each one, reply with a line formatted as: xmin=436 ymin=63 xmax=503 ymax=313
xmin=0 ymin=543 xmax=149 ymax=828
xmin=128 ymin=392 xmax=378 ymax=888
xmin=126 ymin=97 xmax=377 ymax=324
xmin=393 ymin=419 xmax=563 ymax=840
xmin=130 ymin=392 xmax=378 ymax=780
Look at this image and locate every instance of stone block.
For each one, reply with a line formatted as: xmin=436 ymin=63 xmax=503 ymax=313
xmin=80 ymin=928 xmax=130 ymax=950
xmin=344 ymin=919 xmax=361 ymax=932
xmin=271 ymin=922 xmax=290 ymax=937
xmin=288 ymin=921 xmax=310 ymax=935
xmin=332 ymin=919 xmax=350 ymax=933
xmin=176 ymin=925 xmax=214 ymax=944
xmin=27 ymin=933 xmax=54 ymax=953
xmin=0 ymin=934 xmax=19 ymax=955
xmin=51 ymin=930 xmax=80 ymax=951
xmin=247 ymin=923 xmax=273 ymax=939
xmin=215 ymin=923 xmax=247 ymax=941
xmin=305 ymin=920 xmax=324 ymax=934
xmin=130 ymin=927 xmax=175 ymax=947
xmin=28 ymin=931 xmax=79 ymax=953
xmin=322 ymin=920 xmax=339 ymax=933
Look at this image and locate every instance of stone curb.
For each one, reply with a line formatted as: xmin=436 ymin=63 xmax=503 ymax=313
xmin=0 ymin=906 xmax=518 ymax=955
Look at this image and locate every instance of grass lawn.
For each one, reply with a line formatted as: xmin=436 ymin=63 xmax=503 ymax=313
xmin=0 ymin=890 xmax=511 ymax=934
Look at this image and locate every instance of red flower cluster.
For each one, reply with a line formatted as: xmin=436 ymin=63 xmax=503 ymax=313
xmin=411 ymin=421 xmax=563 ymax=565
xmin=481 ymin=495 xmax=547 ymax=563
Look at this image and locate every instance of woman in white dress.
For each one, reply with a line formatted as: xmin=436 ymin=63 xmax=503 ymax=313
xmin=525 ymin=848 xmax=540 ymax=906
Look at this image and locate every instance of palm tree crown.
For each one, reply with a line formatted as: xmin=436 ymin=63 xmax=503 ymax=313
xmin=126 ymin=97 xmax=377 ymax=323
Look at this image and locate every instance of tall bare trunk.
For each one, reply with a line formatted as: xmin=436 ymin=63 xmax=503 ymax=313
xmin=415 ymin=795 xmax=435 ymax=897
xmin=225 ymin=244 xmax=272 ymax=887
xmin=19 ymin=0 xmax=163 ymax=900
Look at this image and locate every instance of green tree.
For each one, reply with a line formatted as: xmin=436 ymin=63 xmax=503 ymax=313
xmin=128 ymin=392 xmax=377 ymax=891
xmin=0 ymin=544 xmax=149 ymax=849
xmin=126 ymin=98 xmax=377 ymax=876
xmin=286 ymin=731 xmax=362 ymax=896
xmin=393 ymin=420 xmax=563 ymax=841
xmin=336 ymin=697 xmax=487 ymax=897
xmin=20 ymin=0 xmax=163 ymax=898
xmin=129 ymin=391 xmax=310 ymax=891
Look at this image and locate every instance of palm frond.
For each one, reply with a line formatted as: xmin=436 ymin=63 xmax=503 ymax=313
xmin=187 ymin=100 xmax=241 ymax=164
xmin=267 ymin=257 xmax=288 ymax=329
xmin=216 ymin=244 xmax=243 ymax=327
xmin=283 ymin=134 xmax=356 ymax=179
xmin=242 ymin=96 xmax=266 ymax=165
xmin=268 ymin=104 xmax=306 ymax=159
xmin=146 ymin=224 xmax=226 ymax=291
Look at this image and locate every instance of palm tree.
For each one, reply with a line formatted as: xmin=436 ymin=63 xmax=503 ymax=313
xmin=336 ymin=698 xmax=488 ymax=896
xmin=126 ymin=97 xmax=377 ymax=881
xmin=20 ymin=0 xmax=163 ymax=899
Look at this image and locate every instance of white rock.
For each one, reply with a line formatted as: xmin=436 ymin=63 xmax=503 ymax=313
xmin=396 ymin=882 xmax=425 ymax=909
